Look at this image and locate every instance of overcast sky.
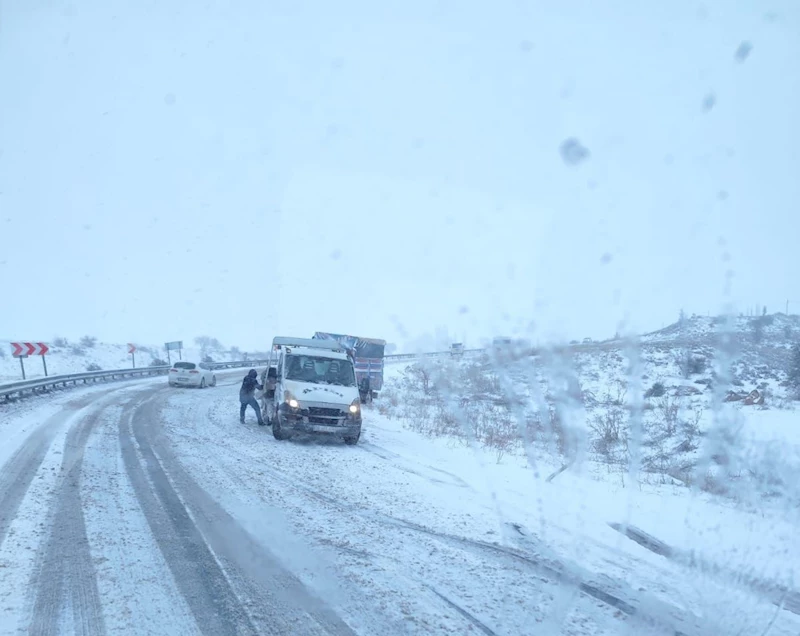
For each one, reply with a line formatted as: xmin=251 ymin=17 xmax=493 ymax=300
xmin=1 ymin=0 xmax=798 ymax=352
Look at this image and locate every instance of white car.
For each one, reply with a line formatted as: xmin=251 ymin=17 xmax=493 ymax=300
xmin=168 ymin=361 xmax=217 ymax=388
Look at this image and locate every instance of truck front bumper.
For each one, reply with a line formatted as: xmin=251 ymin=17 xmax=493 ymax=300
xmin=277 ymin=404 xmax=361 ymax=437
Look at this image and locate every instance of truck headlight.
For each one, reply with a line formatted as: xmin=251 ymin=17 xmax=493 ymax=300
xmin=284 ymin=391 xmax=299 ymax=409
xmin=349 ymin=399 xmax=360 ymax=415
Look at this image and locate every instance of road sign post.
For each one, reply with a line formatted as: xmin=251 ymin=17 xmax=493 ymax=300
xmin=128 ymin=343 xmax=137 ymax=368
xmin=10 ymin=342 xmax=49 ymax=379
xmin=164 ymin=341 xmax=183 ymax=367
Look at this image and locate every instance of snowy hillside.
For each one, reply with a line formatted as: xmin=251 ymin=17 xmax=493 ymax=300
xmin=0 ymin=338 xmax=268 ymax=382
xmin=380 ymin=312 xmax=800 ymax=501
xmin=641 ymin=312 xmax=800 ymax=346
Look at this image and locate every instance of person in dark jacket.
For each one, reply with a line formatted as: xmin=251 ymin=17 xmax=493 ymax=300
xmin=240 ymin=369 xmax=265 ymax=425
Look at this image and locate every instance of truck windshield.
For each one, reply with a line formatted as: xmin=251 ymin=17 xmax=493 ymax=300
xmin=285 ymin=355 xmax=356 ymax=387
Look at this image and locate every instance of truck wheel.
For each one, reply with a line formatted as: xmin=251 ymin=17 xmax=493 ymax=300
xmin=344 ymin=431 xmax=361 ymax=445
xmin=272 ymin=415 xmax=291 ymax=441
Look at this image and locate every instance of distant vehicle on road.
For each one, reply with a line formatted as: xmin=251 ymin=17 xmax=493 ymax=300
xmin=168 ymin=361 xmax=217 ymax=388
xmin=450 ymin=342 xmax=464 ymax=357
xmin=263 ymin=337 xmax=362 ymax=445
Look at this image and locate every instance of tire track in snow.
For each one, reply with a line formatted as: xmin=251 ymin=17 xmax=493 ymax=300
xmin=609 ymin=522 xmax=800 ymax=616
xmin=424 ymin=586 xmax=497 ymax=636
xmin=119 ymin=390 xmax=260 ymax=636
xmin=175 ymin=413 xmax=650 ymax=632
xmin=357 ymin=442 xmax=472 ymax=489
xmin=0 ymin=420 xmax=62 ymax=548
xmin=251 ymin=456 xmax=720 ymax=636
xmin=121 ymin=388 xmax=356 ymax=636
xmin=178 ymin=392 xmax=712 ymax=634
xmin=314 ymin=536 xmax=500 ymax=636
xmin=0 ymin=393 xmax=103 ymax=548
xmin=28 ymin=406 xmax=108 ymax=636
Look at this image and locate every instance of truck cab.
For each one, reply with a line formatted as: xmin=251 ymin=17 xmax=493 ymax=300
xmin=263 ymin=337 xmax=362 ymax=445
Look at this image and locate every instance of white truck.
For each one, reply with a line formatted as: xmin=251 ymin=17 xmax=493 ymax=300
xmin=259 ymin=337 xmax=363 ymax=445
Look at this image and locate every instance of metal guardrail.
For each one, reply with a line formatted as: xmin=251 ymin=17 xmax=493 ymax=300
xmin=384 ymin=348 xmax=486 ymax=362
xmin=0 ymin=359 xmax=271 ymax=401
xmin=206 ymin=359 xmax=271 ymax=370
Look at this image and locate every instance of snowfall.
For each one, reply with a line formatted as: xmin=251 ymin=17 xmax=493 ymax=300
xmin=1 ymin=342 xmax=799 ymax=635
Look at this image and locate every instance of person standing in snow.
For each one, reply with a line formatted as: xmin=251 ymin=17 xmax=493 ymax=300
xmin=240 ymin=368 xmax=265 ymax=425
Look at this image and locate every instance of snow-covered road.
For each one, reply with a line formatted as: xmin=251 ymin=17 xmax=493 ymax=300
xmin=1 ymin=373 xmax=798 ymax=635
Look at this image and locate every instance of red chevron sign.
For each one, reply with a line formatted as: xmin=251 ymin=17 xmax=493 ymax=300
xmin=128 ymin=343 xmax=136 ymax=354
xmin=10 ymin=342 xmax=49 ymax=357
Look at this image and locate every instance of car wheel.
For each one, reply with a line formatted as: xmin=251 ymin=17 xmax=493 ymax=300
xmin=199 ymin=378 xmax=206 ymax=389
xmin=210 ymin=375 xmax=217 ymax=387
xmin=344 ymin=430 xmax=361 ymax=445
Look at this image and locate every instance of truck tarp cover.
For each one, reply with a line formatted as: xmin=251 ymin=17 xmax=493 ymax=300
xmin=313 ymin=332 xmax=385 ymax=359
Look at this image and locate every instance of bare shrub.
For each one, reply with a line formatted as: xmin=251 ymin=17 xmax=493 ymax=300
xmin=701 ymin=470 xmax=731 ymax=496
xmin=463 ymin=363 xmax=502 ymax=398
xmin=482 ymin=407 xmax=517 ymax=463
xmin=674 ymin=350 xmax=708 ymax=378
xmin=70 ymin=345 xmax=86 ymax=356
xmin=589 ymin=404 xmax=628 ymax=468
xmin=86 ymin=362 xmax=102 ymax=371
xmin=789 ymin=343 xmax=800 ymax=398
xmin=393 ymin=361 xmax=523 ymax=461
xmin=53 ymin=336 xmax=68 ymax=348
xmin=640 ymin=395 xmax=702 ymax=481
xmin=654 ymin=395 xmax=680 ymax=436
xmin=80 ymin=335 xmax=97 ymax=349
xmin=644 ymin=381 xmax=666 ymax=398
xmin=376 ymin=386 xmax=400 ymax=416
xmin=404 ymin=364 xmax=434 ymax=395
xmin=433 ymin=401 xmax=464 ymax=438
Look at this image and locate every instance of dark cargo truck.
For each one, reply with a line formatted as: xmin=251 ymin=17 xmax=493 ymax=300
xmin=312 ymin=332 xmax=386 ymax=402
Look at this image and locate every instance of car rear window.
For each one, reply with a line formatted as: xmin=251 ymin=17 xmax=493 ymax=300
xmin=174 ymin=362 xmax=196 ymax=370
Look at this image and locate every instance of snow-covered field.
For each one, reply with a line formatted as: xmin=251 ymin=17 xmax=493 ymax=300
xmin=0 ymin=352 xmax=799 ymax=634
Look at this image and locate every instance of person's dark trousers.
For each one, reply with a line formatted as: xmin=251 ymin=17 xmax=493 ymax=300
xmin=240 ymin=397 xmax=264 ymax=425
